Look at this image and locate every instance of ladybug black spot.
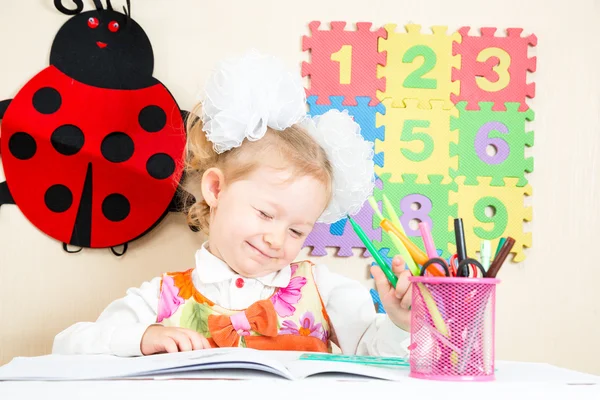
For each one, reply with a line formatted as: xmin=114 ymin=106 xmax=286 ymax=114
xmin=138 ymin=105 xmax=166 ymax=133
xmin=32 ymin=87 xmax=62 ymax=115
xmin=51 ymin=124 xmax=85 ymax=156
xmin=101 ymin=132 xmax=134 ymax=163
xmin=146 ymin=153 xmax=175 ymax=180
xmin=102 ymin=193 xmax=130 ymax=222
xmin=8 ymin=132 xmax=37 ymax=160
xmin=45 ymin=184 xmax=73 ymax=213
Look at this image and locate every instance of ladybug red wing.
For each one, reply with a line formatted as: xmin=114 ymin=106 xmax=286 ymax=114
xmin=1 ymin=66 xmax=186 ymax=248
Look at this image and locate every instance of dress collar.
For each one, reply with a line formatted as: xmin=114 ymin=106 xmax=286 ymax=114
xmin=193 ymin=242 xmax=292 ymax=288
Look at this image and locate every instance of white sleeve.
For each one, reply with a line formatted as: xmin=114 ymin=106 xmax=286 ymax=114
xmin=52 ymin=277 xmax=162 ymax=357
xmin=314 ymin=264 xmax=411 ymax=357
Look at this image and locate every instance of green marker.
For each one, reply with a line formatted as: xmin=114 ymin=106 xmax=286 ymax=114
xmin=495 ymin=237 xmax=506 ymax=258
xmin=348 ymin=215 xmax=398 ymax=287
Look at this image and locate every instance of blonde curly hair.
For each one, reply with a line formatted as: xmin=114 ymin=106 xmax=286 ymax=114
xmin=180 ymin=105 xmax=333 ymax=234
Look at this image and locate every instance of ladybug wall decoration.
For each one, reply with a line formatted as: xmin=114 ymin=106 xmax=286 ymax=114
xmin=0 ymin=0 xmax=188 ymax=256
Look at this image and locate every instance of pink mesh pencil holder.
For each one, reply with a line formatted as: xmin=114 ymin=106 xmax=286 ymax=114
xmin=408 ymin=276 xmax=500 ymax=381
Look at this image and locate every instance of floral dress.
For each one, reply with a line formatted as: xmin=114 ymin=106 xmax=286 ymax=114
xmin=156 ymin=261 xmax=333 ymax=352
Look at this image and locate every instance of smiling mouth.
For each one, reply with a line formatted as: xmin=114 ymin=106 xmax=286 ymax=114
xmin=96 ymin=41 xmax=107 ymax=48
xmin=247 ymin=242 xmax=274 ymax=259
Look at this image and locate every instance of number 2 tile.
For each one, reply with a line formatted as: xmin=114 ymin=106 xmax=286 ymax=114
xmin=377 ymin=24 xmax=460 ymax=109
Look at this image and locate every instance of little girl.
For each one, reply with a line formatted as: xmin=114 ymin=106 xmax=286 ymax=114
xmin=52 ymin=50 xmax=413 ymax=357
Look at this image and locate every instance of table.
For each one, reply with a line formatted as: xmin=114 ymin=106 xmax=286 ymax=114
xmin=1 ymin=361 xmax=599 ymax=400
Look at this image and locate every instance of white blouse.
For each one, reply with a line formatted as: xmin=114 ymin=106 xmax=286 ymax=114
xmin=52 ymin=243 xmax=410 ymax=357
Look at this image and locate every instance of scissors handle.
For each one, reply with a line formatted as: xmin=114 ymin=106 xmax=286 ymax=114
xmin=449 ymin=254 xmax=459 ymax=276
xmin=457 ymin=258 xmax=486 ymax=278
xmin=420 ymin=257 xmax=450 ymax=277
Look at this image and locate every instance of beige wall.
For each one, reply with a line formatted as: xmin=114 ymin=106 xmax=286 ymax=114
xmin=1 ymin=0 xmax=599 ymax=375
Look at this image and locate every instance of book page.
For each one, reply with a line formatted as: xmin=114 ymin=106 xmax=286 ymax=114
xmin=0 ymin=349 xmax=413 ymax=382
xmin=0 ymin=348 xmax=294 ymax=381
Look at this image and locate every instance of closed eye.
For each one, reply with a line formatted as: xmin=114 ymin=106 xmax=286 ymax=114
xmin=290 ymin=229 xmax=304 ymax=238
xmin=258 ymin=210 xmax=273 ymax=220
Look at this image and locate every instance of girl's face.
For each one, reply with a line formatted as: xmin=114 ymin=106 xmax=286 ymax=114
xmin=204 ymin=165 xmax=329 ymax=278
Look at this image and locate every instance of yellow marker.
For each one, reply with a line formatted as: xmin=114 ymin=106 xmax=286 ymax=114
xmin=369 ymin=196 xmax=449 ymax=338
xmin=380 ymin=195 xmax=456 ymax=366
xmin=381 ymin=196 xmax=430 ymax=266
xmin=368 ymin=197 xmax=418 ymax=276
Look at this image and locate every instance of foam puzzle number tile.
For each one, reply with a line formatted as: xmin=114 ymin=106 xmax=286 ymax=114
xmin=449 ymin=176 xmax=532 ymax=262
xmin=450 ymin=101 xmax=534 ymax=187
xmin=372 ymin=173 xmax=457 ymax=259
xmin=300 ymin=22 xmax=535 ymax=264
xmin=377 ymin=24 xmax=460 ymax=109
xmin=302 ymin=21 xmax=387 ymax=106
xmin=303 ymin=201 xmax=381 ymax=257
xmin=375 ymin=98 xmax=457 ymax=182
xmin=451 ymin=27 xmax=537 ymax=111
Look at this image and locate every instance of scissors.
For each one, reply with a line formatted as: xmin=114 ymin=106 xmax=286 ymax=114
xmin=455 ymin=258 xmax=486 ymax=278
xmin=420 ymin=256 xmax=487 ymax=278
xmin=449 ymin=254 xmax=482 ymax=277
xmin=419 ymin=257 xmax=451 ymax=277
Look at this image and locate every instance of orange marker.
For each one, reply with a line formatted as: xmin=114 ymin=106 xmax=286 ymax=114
xmin=378 ymin=219 xmax=445 ymax=277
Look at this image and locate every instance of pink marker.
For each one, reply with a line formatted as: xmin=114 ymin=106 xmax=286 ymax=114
xmin=419 ymin=222 xmax=438 ymax=258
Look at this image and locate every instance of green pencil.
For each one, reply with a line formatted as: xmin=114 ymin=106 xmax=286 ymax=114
xmin=348 ymin=216 xmax=398 ymax=287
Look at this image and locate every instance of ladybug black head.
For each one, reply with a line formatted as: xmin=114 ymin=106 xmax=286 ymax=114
xmin=51 ymin=0 xmax=155 ymax=89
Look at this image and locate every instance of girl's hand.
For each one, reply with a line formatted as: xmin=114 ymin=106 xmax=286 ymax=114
xmin=140 ymin=325 xmax=211 ymax=355
xmin=370 ymin=255 xmax=412 ymax=331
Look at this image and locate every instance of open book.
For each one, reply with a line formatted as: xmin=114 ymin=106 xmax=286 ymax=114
xmin=0 ymin=348 xmax=410 ymax=381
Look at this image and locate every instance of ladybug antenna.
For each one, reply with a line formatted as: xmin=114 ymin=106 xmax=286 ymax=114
xmin=106 ymin=0 xmax=114 ymax=11
xmin=92 ymin=0 xmax=104 ymax=10
xmin=54 ymin=0 xmax=84 ymax=15
xmin=123 ymin=0 xmax=131 ymax=19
